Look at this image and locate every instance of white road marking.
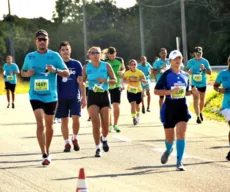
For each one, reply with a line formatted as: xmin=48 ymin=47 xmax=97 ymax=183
xmin=111 ymin=135 xmax=132 ymax=142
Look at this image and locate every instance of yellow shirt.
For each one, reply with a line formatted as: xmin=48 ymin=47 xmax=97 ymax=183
xmin=124 ymin=69 xmax=145 ymax=93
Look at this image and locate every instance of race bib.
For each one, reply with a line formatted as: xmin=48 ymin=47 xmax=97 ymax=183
xmin=7 ymin=75 xmax=14 ymax=81
xmin=109 ymin=84 xmax=116 ymax=89
xmin=34 ymin=79 xmax=49 ymax=91
xmin=128 ymin=86 xmax=138 ymax=94
xmin=193 ymin=74 xmax=202 ymax=82
xmin=171 ymin=86 xmax=186 ymax=99
xmin=93 ymin=84 xmax=104 ymax=93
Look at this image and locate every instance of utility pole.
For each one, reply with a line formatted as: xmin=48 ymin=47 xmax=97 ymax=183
xmin=7 ymin=0 xmax=15 ymax=61
xmin=138 ymin=0 xmax=145 ymax=56
xmin=82 ymin=0 xmax=88 ymax=61
xmin=180 ymin=0 xmax=188 ymax=65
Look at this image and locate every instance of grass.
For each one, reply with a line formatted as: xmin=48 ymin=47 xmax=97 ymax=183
xmin=0 ymin=76 xmax=29 ymax=95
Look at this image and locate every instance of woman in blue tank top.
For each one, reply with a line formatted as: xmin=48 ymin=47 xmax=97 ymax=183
xmin=82 ymin=46 xmax=116 ymax=157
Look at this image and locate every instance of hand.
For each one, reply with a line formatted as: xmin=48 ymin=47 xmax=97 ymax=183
xmin=171 ymin=87 xmax=180 ymax=94
xmin=191 ymin=86 xmax=199 ymax=95
xmin=141 ymin=78 xmax=148 ymax=84
xmin=27 ymin=70 xmax=35 ymax=77
xmin=218 ymin=88 xmax=225 ymax=94
xmin=97 ymin=78 xmax=107 ymax=83
xmin=81 ymin=97 xmax=87 ymax=109
xmin=188 ymin=70 xmax=192 ymax=75
xmin=46 ymin=65 xmax=56 ymax=73
xmin=200 ymin=64 xmax=205 ymax=70
xmin=117 ymin=71 xmax=123 ymax=76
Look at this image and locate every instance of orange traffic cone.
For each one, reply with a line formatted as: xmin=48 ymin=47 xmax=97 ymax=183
xmin=76 ymin=168 xmax=88 ymax=192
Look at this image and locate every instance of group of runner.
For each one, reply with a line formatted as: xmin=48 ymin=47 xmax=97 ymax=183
xmin=2 ymin=29 xmax=230 ymax=170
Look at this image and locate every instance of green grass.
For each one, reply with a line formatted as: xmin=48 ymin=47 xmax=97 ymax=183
xmin=0 ymin=76 xmax=29 ymax=95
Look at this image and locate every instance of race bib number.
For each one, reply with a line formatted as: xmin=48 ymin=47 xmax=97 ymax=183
xmin=7 ymin=75 xmax=14 ymax=81
xmin=93 ymin=84 xmax=104 ymax=93
xmin=128 ymin=86 xmax=138 ymax=94
xmin=171 ymin=86 xmax=186 ymax=99
xmin=109 ymin=84 xmax=116 ymax=89
xmin=34 ymin=79 xmax=49 ymax=91
xmin=193 ymin=74 xmax=202 ymax=82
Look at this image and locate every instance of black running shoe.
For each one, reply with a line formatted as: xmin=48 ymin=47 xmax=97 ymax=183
xmin=142 ymin=106 xmax=145 ymax=114
xmin=133 ymin=118 xmax=137 ymax=125
xmin=200 ymin=113 xmax=203 ymax=121
xmin=7 ymin=104 xmax=10 ymax=108
xmin=72 ymin=139 xmax=80 ymax=151
xmin=196 ymin=117 xmax=202 ymax=124
xmin=87 ymin=117 xmax=91 ymax=121
xmin=147 ymin=108 xmax=151 ymax=112
xmin=64 ymin=143 xmax=71 ymax=152
xmin=100 ymin=136 xmax=109 ymax=152
xmin=12 ymin=103 xmax=15 ymax=109
xmin=226 ymin=151 xmax=230 ymax=161
xmin=95 ymin=149 xmax=101 ymax=157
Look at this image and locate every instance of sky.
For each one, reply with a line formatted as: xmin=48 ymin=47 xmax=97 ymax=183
xmin=0 ymin=0 xmax=136 ymax=20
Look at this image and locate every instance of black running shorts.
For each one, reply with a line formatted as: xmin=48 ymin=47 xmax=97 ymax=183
xmin=87 ymin=90 xmax=111 ymax=109
xmin=30 ymin=100 xmax=57 ymax=115
xmin=109 ymin=88 xmax=121 ymax=104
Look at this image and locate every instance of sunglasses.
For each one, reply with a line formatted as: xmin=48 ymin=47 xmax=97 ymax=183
xmin=89 ymin=51 xmax=100 ymax=55
xmin=130 ymin=63 xmax=137 ymax=66
xmin=37 ymin=38 xmax=48 ymax=42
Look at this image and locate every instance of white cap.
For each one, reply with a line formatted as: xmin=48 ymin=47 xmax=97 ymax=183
xmin=169 ymin=50 xmax=183 ymax=60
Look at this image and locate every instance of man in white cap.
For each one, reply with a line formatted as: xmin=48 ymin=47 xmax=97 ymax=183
xmin=154 ymin=50 xmax=198 ymax=171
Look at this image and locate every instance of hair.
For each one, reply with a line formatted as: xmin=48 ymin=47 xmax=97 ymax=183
xmin=160 ymin=48 xmax=167 ymax=52
xmin=87 ymin=46 xmax=101 ymax=53
xmin=58 ymin=41 xmax=71 ymax=50
xmin=108 ymin=47 xmax=116 ymax=54
xmin=6 ymin=55 xmax=12 ymax=59
xmin=195 ymin=46 xmax=203 ymax=50
xmin=101 ymin=48 xmax=109 ymax=60
xmin=140 ymin=56 xmax=146 ymax=60
xmin=129 ymin=59 xmax=137 ymax=65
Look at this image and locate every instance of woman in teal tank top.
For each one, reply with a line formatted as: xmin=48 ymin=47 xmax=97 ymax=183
xmin=82 ymin=46 xmax=116 ymax=157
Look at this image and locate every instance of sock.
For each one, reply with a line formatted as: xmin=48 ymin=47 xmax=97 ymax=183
xmin=132 ymin=113 xmax=136 ymax=118
xmin=176 ymin=139 xmax=186 ymax=163
xmin=165 ymin=140 xmax=174 ymax=153
xmin=96 ymin=145 xmax=100 ymax=149
xmin=72 ymin=134 xmax=78 ymax=140
xmin=136 ymin=111 xmax=140 ymax=117
xmin=65 ymin=139 xmax=70 ymax=144
xmin=101 ymin=136 xmax=107 ymax=141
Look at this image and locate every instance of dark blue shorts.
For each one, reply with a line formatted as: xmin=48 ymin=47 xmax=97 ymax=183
xmin=55 ymin=98 xmax=81 ymax=118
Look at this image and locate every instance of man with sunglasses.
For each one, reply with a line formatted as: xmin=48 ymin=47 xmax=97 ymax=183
xmin=21 ymin=30 xmax=70 ymax=166
xmin=213 ymin=55 xmax=230 ymax=161
xmin=186 ymin=46 xmax=212 ymax=124
xmin=105 ymin=47 xmax=125 ymax=133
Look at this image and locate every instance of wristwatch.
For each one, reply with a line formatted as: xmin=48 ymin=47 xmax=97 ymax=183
xmin=55 ymin=68 xmax=59 ymax=73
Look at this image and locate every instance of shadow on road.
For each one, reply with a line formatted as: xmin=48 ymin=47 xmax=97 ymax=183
xmin=0 ymin=122 xmax=36 ymax=126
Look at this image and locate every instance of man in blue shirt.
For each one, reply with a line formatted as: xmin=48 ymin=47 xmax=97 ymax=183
xmin=55 ymin=41 xmax=86 ymax=153
xmin=186 ymin=46 xmax=212 ymax=124
xmin=153 ymin=48 xmax=171 ymax=109
xmin=213 ymin=55 xmax=230 ymax=161
xmin=154 ymin=50 xmax=198 ymax=171
xmin=3 ymin=55 xmax=20 ymax=108
xmin=21 ymin=30 xmax=70 ymax=166
xmin=138 ymin=56 xmax=153 ymax=113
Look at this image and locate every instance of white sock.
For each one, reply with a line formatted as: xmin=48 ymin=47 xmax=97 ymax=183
xmin=65 ymin=139 xmax=70 ymax=144
xmin=96 ymin=145 xmax=100 ymax=149
xmin=72 ymin=134 xmax=78 ymax=140
xmin=101 ymin=136 xmax=107 ymax=141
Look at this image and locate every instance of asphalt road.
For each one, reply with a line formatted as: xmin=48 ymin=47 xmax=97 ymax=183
xmin=0 ymin=91 xmax=230 ymax=192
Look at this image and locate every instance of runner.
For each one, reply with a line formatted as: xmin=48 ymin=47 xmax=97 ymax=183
xmin=154 ymin=50 xmax=198 ymax=171
xmin=85 ymin=60 xmax=91 ymax=121
xmin=153 ymin=48 xmax=170 ymax=109
xmin=3 ymin=55 xmax=20 ymax=108
xmin=55 ymin=41 xmax=86 ymax=152
xmin=105 ymin=47 xmax=125 ymax=132
xmin=82 ymin=46 xmax=116 ymax=157
xmin=186 ymin=46 xmax=212 ymax=124
xmin=21 ymin=30 xmax=69 ymax=165
xmin=123 ymin=59 xmax=147 ymax=125
xmin=137 ymin=56 xmax=153 ymax=113
xmin=213 ymin=55 xmax=230 ymax=161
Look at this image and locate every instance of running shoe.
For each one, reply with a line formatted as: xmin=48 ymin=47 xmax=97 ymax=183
xmin=100 ymin=136 xmax=109 ymax=152
xmin=95 ymin=148 xmax=101 ymax=157
xmin=226 ymin=151 xmax=230 ymax=161
xmin=136 ymin=117 xmax=140 ymax=124
xmin=147 ymin=108 xmax=151 ymax=112
xmin=161 ymin=148 xmax=173 ymax=164
xmin=7 ymin=104 xmax=10 ymax=108
xmin=42 ymin=153 xmax=51 ymax=166
xmin=109 ymin=125 xmax=113 ymax=132
xmin=176 ymin=162 xmax=185 ymax=171
xmin=72 ymin=139 xmax=80 ymax=151
xmin=200 ymin=113 xmax=203 ymax=121
xmin=142 ymin=106 xmax=145 ymax=114
xmin=63 ymin=143 xmax=71 ymax=152
xmin=114 ymin=125 xmax=121 ymax=133
xmin=12 ymin=103 xmax=15 ymax=109
xmin=196 ymin=117 xmax=202 ymax=124
xmin=87 ymin=117 xmax=91 ymax=121
xmin=133 ymin=118 xmax=137 ymax=125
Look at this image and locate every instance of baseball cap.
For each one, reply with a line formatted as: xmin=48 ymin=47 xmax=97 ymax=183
xmin=35 ymin=29 xmax=48 ymax=38
xmin=194 ymin=46 xmax=203 ymax=54
xmin=169 ymin=50 xmax=183 ymax=60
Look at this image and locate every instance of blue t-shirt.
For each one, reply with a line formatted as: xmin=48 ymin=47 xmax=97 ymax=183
xmin=186 ymin=58 xmax=211 ymax=88
xmin=215 ymin=69 xmax=230 ymax=109
xmin=57 ymin=59 xmax=82 ymax=100
xmin=3 ymin=63 xmax=19 ymax=84
xmin=153 ymin=59 xmax=170 ymax=82
xmin=22 ymin=50 xmax=67 ymax=103
xmin=137 ymin=62 xmax=152 ymax=80
xmin=86 ymin=61 xmax=109 ymax=91
xmin=155 ymin=69 xmax=190 ymax=100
